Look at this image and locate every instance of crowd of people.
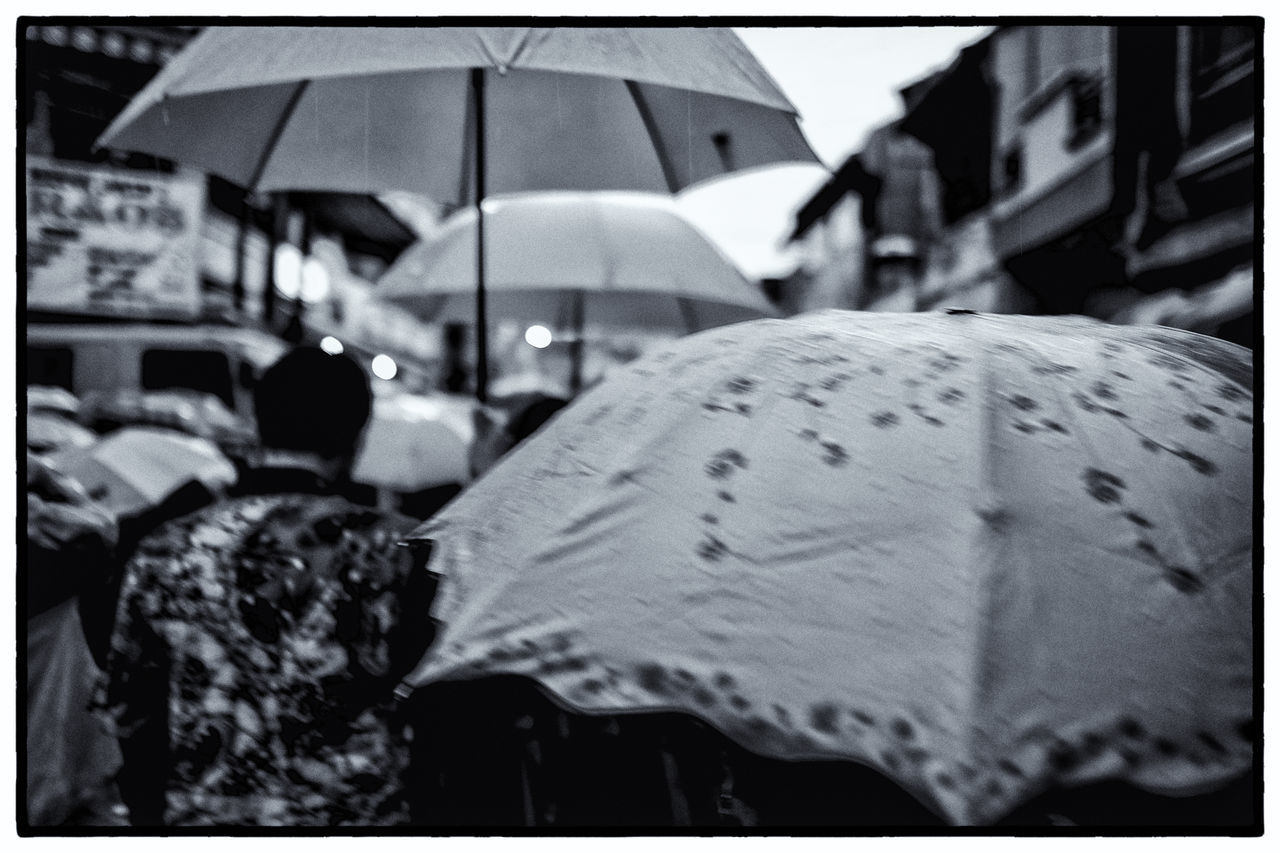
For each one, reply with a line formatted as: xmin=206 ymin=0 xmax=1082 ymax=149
xmin=25 ymin=345 xmax=1254 ymax=830
xmin=25 ymin=345 xmax=572 ymax=827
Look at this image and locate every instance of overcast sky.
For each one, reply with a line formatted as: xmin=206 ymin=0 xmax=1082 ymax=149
xmin=677 ymin=25 xmax=992 ymax=279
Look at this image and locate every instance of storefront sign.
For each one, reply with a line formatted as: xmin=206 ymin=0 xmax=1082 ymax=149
xmin=26 ymin=156 xmax=205 ymax=318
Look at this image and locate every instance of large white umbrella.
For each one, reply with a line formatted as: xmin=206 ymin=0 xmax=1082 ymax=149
xmin=400 ymin=310 xmax=1254 ymax=826
xmin=96 ymin=26 xmax=820 ymax=399
xmin=375 ymin=192 xmax=779 ymax=389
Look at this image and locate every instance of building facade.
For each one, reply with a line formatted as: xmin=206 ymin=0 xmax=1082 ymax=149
xmin=788 ymin=23 xmax=1257 ymax=348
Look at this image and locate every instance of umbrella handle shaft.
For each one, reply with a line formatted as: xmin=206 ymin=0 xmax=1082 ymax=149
xmin=472 ymin=68 xmax=489 ymax=403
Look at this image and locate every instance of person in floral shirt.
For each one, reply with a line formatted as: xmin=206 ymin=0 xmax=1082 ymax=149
xmin=93 ymin=347 xmax=437 ymax=826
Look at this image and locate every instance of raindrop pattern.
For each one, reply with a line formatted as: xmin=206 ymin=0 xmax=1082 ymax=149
xmin=820 ymin=441 xmax=849 ymax=467
xmin=704 ymin=449 xmax=748 ymax=480
xmin=408 ymin=310 xmax=1253 ymax=826
xmin=1184 ymin=413 xmax=1216 ymax=432
xmin=1010 ymin=394 xmax=1039 ymax=411
xmin=871 ymin=411 xmax=900 ymax=429
xmin=1083 ymin=469 xmax=1126 ymax=504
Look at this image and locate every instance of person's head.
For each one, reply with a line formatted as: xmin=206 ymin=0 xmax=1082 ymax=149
xmin=468 ymin=393 xmax=568 ymax=479
xmin=253 ymin=346 xmax=373 ymax=467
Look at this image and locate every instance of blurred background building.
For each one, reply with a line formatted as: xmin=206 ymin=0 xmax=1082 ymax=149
xmin=23 ymin=21 xmax=1257 ymax=415
xmin=784 ymin=23 xmax=1257 ymax=349
xmin=23 ymin=22 xmax=444 ymax=398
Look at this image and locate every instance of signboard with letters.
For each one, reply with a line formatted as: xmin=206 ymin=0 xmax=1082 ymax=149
xmin=26 ymin=156 xmax=205 ymax=318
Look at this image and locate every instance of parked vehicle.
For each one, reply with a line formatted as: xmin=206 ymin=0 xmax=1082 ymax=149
xmin=26 ymin=322 xmax=286 ymax=419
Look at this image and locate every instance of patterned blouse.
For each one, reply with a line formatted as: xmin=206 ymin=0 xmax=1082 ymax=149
xmin=93 ymin=474 xmax=434 ymax=826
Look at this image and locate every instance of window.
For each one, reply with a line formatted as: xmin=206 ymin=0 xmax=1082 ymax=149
xmin=1000 ymin=145 xmax=1024 ymax=197
xmin=1018 ymin=27 xmax=1111 ymax=110
xmin=141 ymin=348 xmax=235 ymax=408
xmin=1067 ymin=75 xmax=1104 ymax=149
xmin=1189 ymin=25 xmax=1255 ymax=144
xmin=27 ymin=345 xmax=74 ymax=390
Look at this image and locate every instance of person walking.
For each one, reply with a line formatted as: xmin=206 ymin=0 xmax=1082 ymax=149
xmin=92 ymin=347 xmax=437 ymax=826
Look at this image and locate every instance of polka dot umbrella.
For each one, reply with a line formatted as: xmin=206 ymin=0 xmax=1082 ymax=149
xmin=399 ymin=310 xmax=1255 ymax=825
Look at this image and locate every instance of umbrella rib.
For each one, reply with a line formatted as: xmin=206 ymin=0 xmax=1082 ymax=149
xmin=625 ymin=80 xmax=682 ymax=194
xmin=247 ymin=80 xmax=311 ymax=192
xmin=675 ymin=296 xmax=698 ymax=334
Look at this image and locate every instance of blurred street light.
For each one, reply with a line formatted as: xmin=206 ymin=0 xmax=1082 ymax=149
xmin=525 ymin=324 xmax=552 ymax=349
xmin=319 ymin=336 xmax=344 ymax=355
xmin=274 ymin=244 xmax=302 ymax=299
xmin=300 ymin=257 xmax=330 ymax=304
xmin=372 ymin=354 xmax=398 ymax=381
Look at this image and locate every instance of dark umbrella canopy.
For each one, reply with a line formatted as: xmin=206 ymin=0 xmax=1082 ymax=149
xmin=97 ymin=26 xmax=819 ymax=201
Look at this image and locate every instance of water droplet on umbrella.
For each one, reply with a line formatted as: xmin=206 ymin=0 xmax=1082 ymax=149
xmin=1048 ymin=740 xmax=1079 ymax=771
xmin=871 ymin=411 xmax=899 ymax=428
xmin=1174 ymin=448 xmax=1217 ymax=475
xmin=1119 ymin=717 xmax=1146 ymax=739
xmin=821 ymin=442 xmax=849 ymax=466
xmin=1197 ymin=732 xmax=1226 ymax=754
xmin=809 ymin=702 xmax=839 ymax=734
xmin=1083 ymin=469 xmax=1126 ymax=503
xmin=636 ymin=663 xmax=669 ymax=695
xmin=1165 ymin=567 xmax=1204 ymax=594
xmin=1184 ymin=413 xmax=1216 ymax=432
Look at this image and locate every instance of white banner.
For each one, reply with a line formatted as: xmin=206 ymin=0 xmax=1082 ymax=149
xmin=26 ymin=157 xmax=205 ymax=318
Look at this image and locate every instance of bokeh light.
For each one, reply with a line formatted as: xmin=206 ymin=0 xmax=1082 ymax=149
xmin=525 ymin=324 xmax=553 ymax=349
xmin=273 ymin=244 xmax=302 ymax=299
xmin=300 ymin=257 xmax=330 ymax=304
xmin=371 ymin=354 xmax=398 ymax=381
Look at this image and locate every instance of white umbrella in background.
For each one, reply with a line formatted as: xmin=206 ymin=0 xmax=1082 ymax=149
xmin=374 ymin=192 xmax=779 ymax=391
xmin=48 ymin=426 xmax=238 ymax=520
xmin=353 ymin=396 xmax=471 ymax=494
xmin=96 ymin=26 xmax=819 ymax=400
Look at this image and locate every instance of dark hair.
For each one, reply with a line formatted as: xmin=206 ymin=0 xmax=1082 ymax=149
xmin=507 ymin=396 xmax=568 ymax=445
xmin=253 ymin=347 xmax=372 ymax=459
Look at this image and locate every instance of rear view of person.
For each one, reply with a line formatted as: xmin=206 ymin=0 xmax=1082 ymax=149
xmin=467 ymin=393 xmax=569 ymax=480
xmin=93 ymin=347 xmax=437 ymax=826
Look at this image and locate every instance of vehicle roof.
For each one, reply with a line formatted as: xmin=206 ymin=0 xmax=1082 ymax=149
xmin=26 ymin=323 xmax=286 ymax=360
